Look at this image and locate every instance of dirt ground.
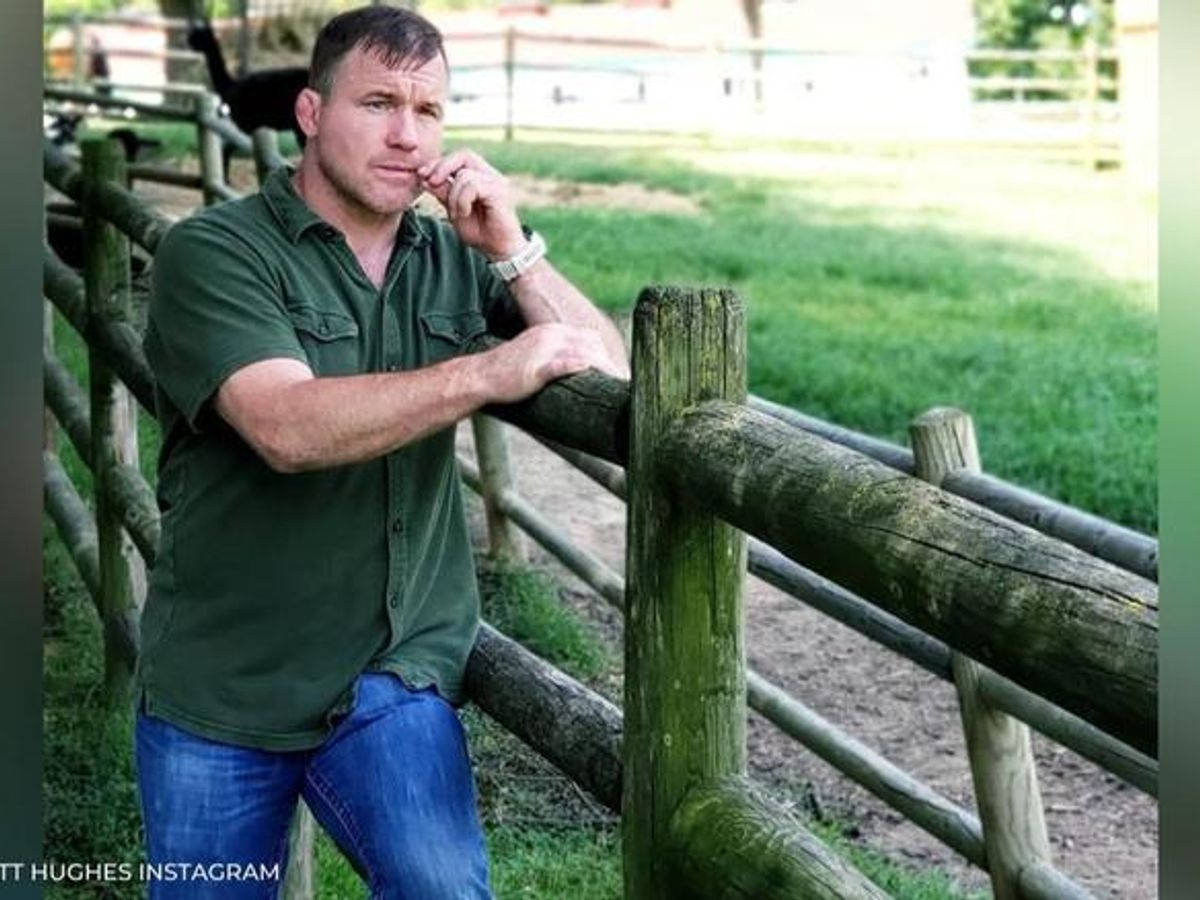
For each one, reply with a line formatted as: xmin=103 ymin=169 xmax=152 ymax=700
xmin=128 ymin=165 xmax=1157 ymax=899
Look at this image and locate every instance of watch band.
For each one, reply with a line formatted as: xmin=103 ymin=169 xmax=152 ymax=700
xmin=488 ymin=231 xmax=547 ymax=282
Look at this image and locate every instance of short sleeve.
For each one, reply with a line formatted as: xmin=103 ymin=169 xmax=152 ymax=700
xmin=144 ymin=217 xmax=308 ymax=430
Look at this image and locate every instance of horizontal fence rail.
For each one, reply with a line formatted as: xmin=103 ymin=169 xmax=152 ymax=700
xmin=523 ymin=435 xmax=1157 ymax=797
xmin=749 ymin=397 xmax=1158 ymax=581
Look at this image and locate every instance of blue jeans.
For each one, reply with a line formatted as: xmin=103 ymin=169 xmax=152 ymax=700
xmin=135 ymin=672 xmax=492 ymax=899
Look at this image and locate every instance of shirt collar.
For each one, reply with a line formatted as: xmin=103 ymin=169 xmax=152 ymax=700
xmin=261 ymin=165 xmax=431 ymax=248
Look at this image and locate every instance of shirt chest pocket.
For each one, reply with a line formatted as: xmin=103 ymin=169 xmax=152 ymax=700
xmin=287 ymin=306 xmax=361 ymax=376
xmin=419 ymin=311 xmax=488 ymax=364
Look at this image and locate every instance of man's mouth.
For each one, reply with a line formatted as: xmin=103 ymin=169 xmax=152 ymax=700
xmin=373 ymin=163 xmax=418 ymax=178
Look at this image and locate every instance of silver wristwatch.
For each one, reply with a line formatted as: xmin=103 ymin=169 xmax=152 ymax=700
xmin=488 ymin=231 xmax=547 ymax=282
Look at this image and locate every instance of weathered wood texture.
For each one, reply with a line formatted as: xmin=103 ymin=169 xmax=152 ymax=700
xmin=668 ymin=778 xmax=892 ymax=900
xmin=745 ymin=670 xmax=986 ymax=866
xmin=911 ymin=408 xmax=1052 ymax=900
xmin=464 ymin=623 xmax=623 ymax=813
xmin=44 ymin=244 xmax=157 ymax=413
xmin=1018 ymin=860 xmax=1098 ymax=900
xmin=535 ymin=433 xmax=1157 ymax=795
xmin=471 ymin=337 xmax=630 ymax=466
xmin=196 ymin=92 xmax=227 ymax=206
xmin=458 ymin=458 xmax=996 ymax=863
xmin=44 ymin=351 xmax=162 ymax=567
xmin=753 ymin=394 xmax=1156 ymax=582
xmin=44 ymin=302 xmax=57 ymax=451
xmin=44 ymin=139 xmax=173 ymax=253
xmin=44 ymin=451 xmax=140 ymax=665
xmin=251 ymin=127 xmax=286 ymax=184
xmin=624 ymin=286 xmax=748 ymax=899
xmin=470 ymin=415 xmax=527 ymax=562
xmin=283 ymin=804 xmax=315 ymax=900
xmin=657 ymin=401 xmax=1156 ymax=757
xmin=127 ymin=164 xmax=204 ymax=190
xmin=459 ymin=456 xmax=624 ymax=607
xmin=83 ymin=138 xmax=138 ymax=705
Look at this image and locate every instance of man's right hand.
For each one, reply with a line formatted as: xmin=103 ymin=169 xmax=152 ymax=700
xmin=479 ymin=322 xmax=627 ymax=405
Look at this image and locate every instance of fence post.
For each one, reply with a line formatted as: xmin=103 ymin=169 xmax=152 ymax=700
xmin=503 ymin=27 xmax=516 ymax=142
xmin=44 ymin=302 xmax=58 ymax=452
xmin=282 ymin=803 xmax=314 ymax=900
xmin=623 ymin=286 xmax=748 ymax=899
xmin=82 ymin=137 xmax=138 ymax=704
xmin=71 ymin=12 xmax=86 ymax=87
xmin=470 ymin=415 xmax=526 ymax=562
xmin=910 ymin=407 xmax=1052 ymax=900
xmin=195 ymin=92 xmax=227 ymax=206
xmin=252 ymin=126 xmax=282 ymax=185
xmin=1083 ymin=35 xmax=1100 ymax=169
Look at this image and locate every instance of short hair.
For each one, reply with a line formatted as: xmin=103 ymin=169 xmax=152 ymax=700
xmin=308 ymin=6 xmax=447 ymax=97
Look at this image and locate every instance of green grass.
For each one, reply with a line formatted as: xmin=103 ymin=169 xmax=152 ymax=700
xmin=447 ymin=137 xmax=1157 ymax=534
xmin=476 ymin=559 xmax=611 ymax=682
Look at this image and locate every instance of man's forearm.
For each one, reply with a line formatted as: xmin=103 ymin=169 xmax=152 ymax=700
xmin=505 ymin=259 xmax=629 ymax=373
xmin=252 ymin=353 xmax=488 ymax=472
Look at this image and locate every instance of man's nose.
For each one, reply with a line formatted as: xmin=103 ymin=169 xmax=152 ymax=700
xmin=386 ymin=109 xmax=419 ymax=150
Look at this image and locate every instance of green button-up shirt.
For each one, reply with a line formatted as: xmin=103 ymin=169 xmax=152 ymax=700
xmin=137 ymin=166 xmax=520 ymax=751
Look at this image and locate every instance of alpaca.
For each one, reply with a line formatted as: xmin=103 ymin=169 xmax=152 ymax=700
xmin=186 ymin=18 xmax=309 ymax=167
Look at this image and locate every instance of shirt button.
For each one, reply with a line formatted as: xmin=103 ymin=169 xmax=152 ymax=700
xmin=388 ymin=594 xmax=398 ymax=608
xmin=391 ymin=519 xmax=402 ymax=533
xmin=386 ymin=363 xmax=399 ymax=372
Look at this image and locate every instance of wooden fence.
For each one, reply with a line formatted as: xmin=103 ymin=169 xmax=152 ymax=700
xmin=44 ymin=12 xmax=1124 ymax=164
xmin=41 ymin=115 xmax=1156 ymax=898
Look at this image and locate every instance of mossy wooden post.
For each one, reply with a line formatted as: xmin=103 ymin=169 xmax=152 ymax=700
xmin=195 ymin=92 xmax=226 ymax=206
xmin=624 ymin=286 xmax=747 ymax=899
xmin=83 ymin=137 xmax=137 ymax=705
xmin=252 ymin=126 xmax=281 ymax=185
xmin=503 ymin=27 xmax=516 ymax=142
xmin=44 ymin=302 xmax=57 ymax=452
xmin=282 ymin=803 xmax=314 ymax=900
xmin=910 ymin=407 xmax=1051 ymax=900
xmin=470 ymin=414 xmax=526 ymax=562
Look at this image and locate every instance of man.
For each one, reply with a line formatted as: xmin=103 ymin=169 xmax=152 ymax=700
xmin=136 ymin=6 xmax=627 ymax=898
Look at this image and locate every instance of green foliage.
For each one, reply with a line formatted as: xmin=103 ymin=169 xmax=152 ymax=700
xmin=477 ymin=559 xmax=610 ymax=681
xmin=973 ymin=0 xmax=1115 ymax=49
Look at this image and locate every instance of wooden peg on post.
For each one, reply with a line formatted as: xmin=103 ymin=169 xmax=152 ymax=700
xmin=623 ymin=286 xmax=748 ymax=899
xmin=82 ymin=136 xmax=139 ymax=704
xmin=910 ymin=407 xmax=1052 ymax=900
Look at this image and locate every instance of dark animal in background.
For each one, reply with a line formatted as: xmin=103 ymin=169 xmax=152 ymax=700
xmin=186 ymin=17 xmax=309 ymax=173
xmin=45 ymin=112 xmax=83 ymax=146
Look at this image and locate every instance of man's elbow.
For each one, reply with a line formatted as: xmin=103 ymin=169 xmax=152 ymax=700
xmin=250 ymin=424 xmax=307 ymax=474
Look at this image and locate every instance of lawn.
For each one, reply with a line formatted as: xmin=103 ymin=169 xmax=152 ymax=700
xmin=443 ymin=133 xmax=1156 ymax=535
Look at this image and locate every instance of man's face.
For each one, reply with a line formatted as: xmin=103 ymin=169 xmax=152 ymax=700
xmin=302 ymin=44 xmax=447 ymax=217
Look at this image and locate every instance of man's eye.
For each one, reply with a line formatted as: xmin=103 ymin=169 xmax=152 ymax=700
xmin=420 ymin=106 xmax=441 ymax=119
xmin=365 ymin=99 xmax=390 ymax=110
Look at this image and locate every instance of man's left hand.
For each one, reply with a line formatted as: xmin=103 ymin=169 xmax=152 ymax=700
xmin=418 ymin=150 xmax=525 ymax=261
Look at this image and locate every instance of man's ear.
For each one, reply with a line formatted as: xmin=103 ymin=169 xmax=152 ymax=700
xmin=295 ymin=87 xmax=321 ymax=139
